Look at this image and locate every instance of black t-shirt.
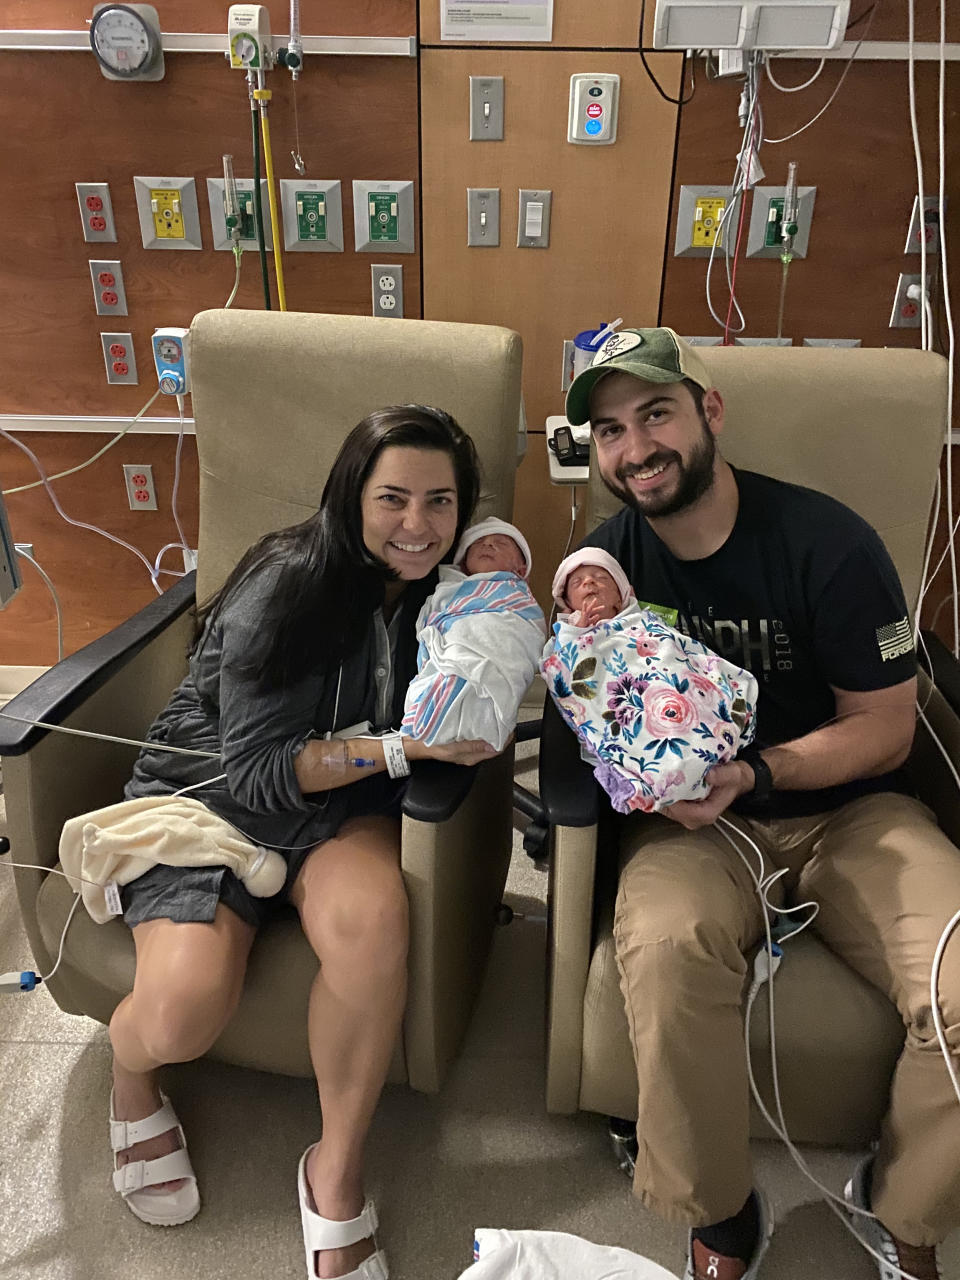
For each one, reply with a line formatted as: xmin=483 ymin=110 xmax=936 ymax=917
xmin=581 ymin=469 xmax=917 ymax=818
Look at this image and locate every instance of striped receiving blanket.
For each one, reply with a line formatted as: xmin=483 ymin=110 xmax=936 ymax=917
xmin=402 ymin=567 xmax=546 ymax=751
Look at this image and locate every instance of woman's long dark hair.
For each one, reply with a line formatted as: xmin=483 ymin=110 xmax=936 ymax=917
xmin=197 ymin=405 xmax=481 ymax=690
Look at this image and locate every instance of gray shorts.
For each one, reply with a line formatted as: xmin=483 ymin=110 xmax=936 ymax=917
xmin=119 ymin=782 xmax=405 ymax=930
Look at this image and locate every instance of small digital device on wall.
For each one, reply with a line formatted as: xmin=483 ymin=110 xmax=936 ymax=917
xmin=90 ymin=3 xmax=164 ymax=81
xmin=550 ymin=426 xmax=590 ymax=466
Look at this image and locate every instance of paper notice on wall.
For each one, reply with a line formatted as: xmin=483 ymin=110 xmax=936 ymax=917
xmin=440 ymin=0 xmax=553 ymax=42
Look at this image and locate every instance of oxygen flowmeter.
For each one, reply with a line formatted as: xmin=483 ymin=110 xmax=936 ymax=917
xmin=227 ymin=4 xmax=272 ymax=70
xmin=151 ymin=327 xmax=191 ymax=395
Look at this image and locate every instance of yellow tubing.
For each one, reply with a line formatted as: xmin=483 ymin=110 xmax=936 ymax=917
xmin=253 ymin=89 xmax=288 ymax=312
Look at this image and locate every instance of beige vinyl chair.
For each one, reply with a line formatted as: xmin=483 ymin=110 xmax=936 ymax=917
xmin=0 ymin=309 xmax=523 ymax=1092
xmin=539 ymin=345 xmax=959 ymax=1145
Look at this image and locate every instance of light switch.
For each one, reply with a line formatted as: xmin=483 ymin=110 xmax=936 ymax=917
xmin=467 ymin=188 xmax=500 ymax=246
xmin=469 ymin=76 xmax=504 ymax=140
xmin=518 ymin=189 xmax=551 ymax=248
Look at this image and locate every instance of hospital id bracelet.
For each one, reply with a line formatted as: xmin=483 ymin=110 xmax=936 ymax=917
xmin=382 ymin=733 xmax=411 ymax=780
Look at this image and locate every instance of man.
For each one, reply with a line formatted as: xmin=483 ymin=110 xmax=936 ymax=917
xmin=564 ymin=326 xmax=958 ymax=1280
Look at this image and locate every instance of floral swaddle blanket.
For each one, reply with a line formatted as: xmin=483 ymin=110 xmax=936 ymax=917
xmin=541 ymin=604 xmax=759 ymax=814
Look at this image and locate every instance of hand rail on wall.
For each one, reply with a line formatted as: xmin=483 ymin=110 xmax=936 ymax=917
xmin=0 ymin=31 xmax=417 ymax=56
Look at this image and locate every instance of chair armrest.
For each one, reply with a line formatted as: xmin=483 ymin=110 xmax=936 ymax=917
xmin=0 ymin=574 xmax=196 ymax=755
xmin=538 ymin=695 xmax=598 ymax=827
xmin=402 ymin=759 xmax=478 ymax=824
xmin=920 ymin=629 xmax=960 ymax=720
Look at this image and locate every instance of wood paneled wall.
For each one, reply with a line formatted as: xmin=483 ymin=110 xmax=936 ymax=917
xmin=0 ymin=51 xmax=420 ymax=417
xmin=1 ymin=0 xmax=957 ymax=659
xmin=661 ymin=60 xmax=959 ymax=350
xmin=421 ymin=46 xmax=681 ymax=606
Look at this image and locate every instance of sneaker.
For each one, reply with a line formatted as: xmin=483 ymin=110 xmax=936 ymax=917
xmin=608 ymin=1117 xmax=638 ymax=1179
xmin=843 ymin=1156 xmax=942 ymax=1280
xmin=683 ymin=1189 xmax=774 ymax=1280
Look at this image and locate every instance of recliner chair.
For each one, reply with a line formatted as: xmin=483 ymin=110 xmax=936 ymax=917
xmin=0 ymin=308 xmax=524 ymax=1092
xmin=539 ymin=345 xmax=959 ymax=1145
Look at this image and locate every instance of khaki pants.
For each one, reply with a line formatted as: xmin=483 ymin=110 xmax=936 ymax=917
xmin=613 ymin=792 xmax=960 ymax=1247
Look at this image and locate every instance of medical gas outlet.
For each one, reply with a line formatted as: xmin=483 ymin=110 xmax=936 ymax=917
xmin=745 ymin=186 xmax=816 ymax=258
xmin=228 ymin=4 xmax=272 ymax=69
xmin=207 ymin=178 xmax=274 ymax=251
xmin=352 ymin=182 xmax=415 ymax=254
xmin=280 ymin=181 xmax=344 ymax=252
xmin=567 ymin=74 xmax=620 ymax=145
xmin=675 ymin=187 xmax=734 ymax=256
xmin=133 ymin=177 xmax=203 ymax=250
xmin=151 ymin=327 xmax=191 ymax=394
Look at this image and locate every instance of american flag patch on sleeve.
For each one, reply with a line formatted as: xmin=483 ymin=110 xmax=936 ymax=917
xmin=876 ymin=616 xmax=913 ymax=662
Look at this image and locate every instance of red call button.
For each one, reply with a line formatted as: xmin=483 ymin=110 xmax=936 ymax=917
xmin=586 ymin=103 xmax=603 ymax=118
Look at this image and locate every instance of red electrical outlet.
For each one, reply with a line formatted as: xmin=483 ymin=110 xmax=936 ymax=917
xmin=122 ymin=464 xmax=157 ymax=511
xmin=76 ymin=183 xmax=117 ymax=243
xmin=90 ymin=261 xmax=127 ymax=317
xmin=100 ymin=331 xmax=138 ymax=384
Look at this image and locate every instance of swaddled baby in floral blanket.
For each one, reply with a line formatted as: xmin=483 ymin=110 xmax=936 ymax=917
xmin=540 ymin=548 xmax=758 ymax=814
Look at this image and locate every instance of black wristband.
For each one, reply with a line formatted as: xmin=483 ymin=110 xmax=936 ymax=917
xmin=740 ymin=747 xmax=773 ymax=805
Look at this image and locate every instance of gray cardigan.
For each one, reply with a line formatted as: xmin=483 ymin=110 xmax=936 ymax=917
xmin=125 ymin=563 xmax=437 ymax=851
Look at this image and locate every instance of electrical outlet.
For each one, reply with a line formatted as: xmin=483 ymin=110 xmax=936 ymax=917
xmin=76 ymin=182 xmax=117 ymax=243
xmin=371 ymin=264 xmax=403 ymax=318
xmin=904 ymin=195 xmax=942 ymax=255
xmin=100 ymin=332 xmax=138 ymax=385
xmin=683 ymin=336 xmax=723 ymax=346
xmin=89 ymin=259 xmax=128 ymax=316
xmin=0 ymin=493 xmax=20 ymax=608
xmin=734 ymin=337 xmax=793 ymax=346
xmin=890 ymin=273 xmax=923 ymax=328
xmin=122 ymin=464 xmax=157 ymax=511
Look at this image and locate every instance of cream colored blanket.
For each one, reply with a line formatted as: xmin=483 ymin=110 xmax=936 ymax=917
xmin=59 ymin=795 xmax=287 ymax=924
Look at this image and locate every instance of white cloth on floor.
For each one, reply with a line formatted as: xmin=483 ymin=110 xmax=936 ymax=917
xmin=460 ymin=1228 xmax=677 ymax=1279
xmin=59 ymin=794 xmax=287 ymax=923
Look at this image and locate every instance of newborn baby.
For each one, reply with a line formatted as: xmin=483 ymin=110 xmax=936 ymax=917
xmin=401 ymin=517 xmax=546 ymax=752
xmin=541 ymin=548 xmax=758 ymax=814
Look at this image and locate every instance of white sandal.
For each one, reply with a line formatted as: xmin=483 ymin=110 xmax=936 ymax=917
xmin=297 ymin=1145 xmax=388 ymax=1280
xmin=109 ymin=1088 xmax=200 ymax=1226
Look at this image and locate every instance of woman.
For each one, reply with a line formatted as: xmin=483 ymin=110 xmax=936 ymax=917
xmin=107 ymin=405 xmax=494 ymax=1280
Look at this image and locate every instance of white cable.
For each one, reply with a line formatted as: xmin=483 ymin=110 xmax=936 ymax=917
xmin=938 ymin=0 xmax=958 ymax=657
xmin=14 ymin=549 xmax=63 ymax=662
xmin=39 ymin=892 xmax=82 ymax=984
xmin=0 ymin=429 xmax=162 ymax=595
xmin=907 ymin=0 xmax=929 ymax=352
xmin=931 ymin=908 xmax=960 ymax=1106
xmin=0 ymin=710 xmax=218 ymax=758
xmin=764 ymin=55 xmax=825 ymax=94
xmin=762 ymin=15 xmax=875 ymax=145
xmin=705 ymin=61 xmax=761 ymax=334
xmin=2 ymin=389 xmax=162 ymax=495
xmin=224 ymin=243 xmax=243 ymax=309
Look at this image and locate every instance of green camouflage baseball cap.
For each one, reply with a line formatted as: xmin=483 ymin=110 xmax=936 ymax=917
xmin=564 ymin=327 xmax=712 ymax=426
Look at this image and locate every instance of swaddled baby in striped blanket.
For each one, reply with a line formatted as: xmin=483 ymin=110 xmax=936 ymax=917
xmin=401 ymin=518 xmax=546 ymax=752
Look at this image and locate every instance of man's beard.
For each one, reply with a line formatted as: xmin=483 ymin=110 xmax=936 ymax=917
xmin=602 ymin=422 xmax=717 ymax=519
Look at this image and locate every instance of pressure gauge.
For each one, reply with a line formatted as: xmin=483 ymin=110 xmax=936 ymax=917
xmin=89 ymin=4 xmax=164 ymax=82
xmin=156 ymin=337 xmax=181 ymax=363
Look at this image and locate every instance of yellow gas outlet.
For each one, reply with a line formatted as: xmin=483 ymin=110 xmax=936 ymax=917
xmin=692 ymin=198 xmax=726 ymax=249
xmin=151 ymin=188 xmax=185 ymax=240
